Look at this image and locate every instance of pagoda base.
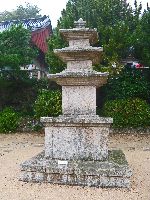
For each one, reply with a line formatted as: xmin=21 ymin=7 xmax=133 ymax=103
xmin=19 ymin=150 xmax=132 ymax=188
xmin=41 ymin=115 xmax=113 ymax=161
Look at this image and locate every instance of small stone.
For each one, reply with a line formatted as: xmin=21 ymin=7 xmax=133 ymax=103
xmin=33 ymin=144 xmax=44 ymax=147
xmin=143 ymin=147 xmax=150 ymax=151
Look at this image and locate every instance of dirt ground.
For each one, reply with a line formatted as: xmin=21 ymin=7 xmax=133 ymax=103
xmin=0 ymin=132 xmax=150 ymax=200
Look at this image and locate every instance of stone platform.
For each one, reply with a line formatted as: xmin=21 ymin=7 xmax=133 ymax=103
xmin=20 ymin=150 xmax=132 ymax=188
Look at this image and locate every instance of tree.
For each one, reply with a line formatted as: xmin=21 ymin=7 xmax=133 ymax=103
xmin=0 ymin=2 xmax=41 ymax=21
xmin=0 ymin=24 xmax=37 ymax=70
xmin=46 ymin=0 xmax=139 ymax=73
xmin=0 ymin=24 xmax=38 ymax=113
xmin=58 ymin=0 xmax=132 ymax=29
xmin=133 ymin=7 xmax=150 ymax=66
xmin=46 ymin=28 xmax=66 ymax=74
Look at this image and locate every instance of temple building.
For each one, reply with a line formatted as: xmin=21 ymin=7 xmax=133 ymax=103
xmin=0 ymin=15 xmax=52 ymax=79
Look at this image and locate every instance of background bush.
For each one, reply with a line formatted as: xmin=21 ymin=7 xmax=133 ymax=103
xmin=34 ymin=89 xmax=62 ymax=118
xmin=0 ymin=107 xmax=20 ymax=133
xmin=103 ymin=98 xmax=150 ymax=128
xmin=0 ymin=73 xmax=60 ymax=116
xmin=97 ymin=68 xmax=150 ymax=115
xmin=103 ymin=68 xmax=150 ymax=102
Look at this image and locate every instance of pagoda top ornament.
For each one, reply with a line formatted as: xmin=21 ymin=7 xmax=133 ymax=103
xmin=74 ymin=18 xmax=86 ymax=28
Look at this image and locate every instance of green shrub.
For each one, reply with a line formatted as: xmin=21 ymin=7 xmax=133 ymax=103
xmin=104 ymin=68 xmax=150 ymax=101
xmin=34 ymin=89 xmax=62 ymax=118
xmin=0 ymin=75 xmax=60 ymax=116
xmin=0 ymin=107 xmax=20 ymax=133
xmin=103 ymin=98 xmax=150 ymax=128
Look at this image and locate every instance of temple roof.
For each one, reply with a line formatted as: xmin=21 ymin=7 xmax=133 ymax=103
xmin=0 ymin=15 xmax=52 ymax=53
xmin=0 ymin=15 xmax=51 ymax=32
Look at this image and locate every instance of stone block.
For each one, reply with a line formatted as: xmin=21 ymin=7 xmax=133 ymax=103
xmin=67 ymin=60 xmax=92 ymax=71
xmin=62 ymin=86 xmax=96 ymax=115
xmin=45 ymin=126 xmax=109 ymax=161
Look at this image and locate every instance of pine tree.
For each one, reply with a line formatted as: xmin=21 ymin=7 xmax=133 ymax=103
xmin=46 ymin=0 xmax=145 ymax=73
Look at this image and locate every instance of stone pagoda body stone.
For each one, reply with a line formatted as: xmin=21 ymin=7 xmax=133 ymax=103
xmin=20 ymin=19 xmax=132 ymax=188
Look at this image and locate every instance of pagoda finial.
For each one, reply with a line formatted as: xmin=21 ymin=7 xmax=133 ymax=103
xmin=74 ymin=18 xmax=86 ymax=28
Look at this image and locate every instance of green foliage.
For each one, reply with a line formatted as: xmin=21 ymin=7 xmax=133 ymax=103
xmin=100 ymin=22 xmax=131 ymax=64
xmin=59 ymin=0 xmax=132 ymax=29
xmin=46 ymin=0 xmax=145 ymax=72
xmin=34 ymin=89 xmax=62 ymax=118
xmin=0 ymin=25 xmax=38 ymax=70
xmin=0 ymin=75 xmax=52 ymax=115
xmin=54 ymin=0 xmax=141 ymax=66
xmin=133 ymin=8 xmax=150 ymax=66
xmin=93 ymin=61 xmax=123 ymax=77
xmin=46 ymin=28 xmax=66 ymax=74
xmin=47 ymin=0 xmax=150 ymax=71
xmin=104 ymin=68 xmax=150 ymax=101
xmin=0 ymin=108 xmax=20 ymax=133
xmin=103 ymin=98 xmax=150 ymax=128
xmin=0 ymin=2 xmax=41 ymax=21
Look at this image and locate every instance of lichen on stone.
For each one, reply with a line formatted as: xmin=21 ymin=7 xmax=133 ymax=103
xmin=108 ymin=150 xmax=128 ymax=165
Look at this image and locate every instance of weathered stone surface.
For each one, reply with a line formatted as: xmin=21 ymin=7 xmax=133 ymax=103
xmin=67 ymin=60 xmax=92 ymax=71
xmin=42 ymin=115 xmax=112 ymax=161
xmin=41 ymin=115 xmax=113 ymax=126
xmin=69 ymin=39 xmax=90 ymax=48
xmin=20 ymin=150 xmax=132 ymax=188
xmin=60 ymin=29 xmax=98 ymax=45
xmin=74 ymin=18 xmax=86 ymax=28
xmin=62 ymin=86 xmax=96 ymax=115
xmin=60 ymin=19 xmax=98 ymax=45
xmin=44 ymin=126 xmax=109 ymax=161
xmin=54 ymin=46 xmax=103 ymax=65
xmin=48 ymin=70 xmax=108 ymax=87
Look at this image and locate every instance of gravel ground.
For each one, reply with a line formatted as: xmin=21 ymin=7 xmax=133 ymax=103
xmin=0 ymin=133 xmax=150 ymax=200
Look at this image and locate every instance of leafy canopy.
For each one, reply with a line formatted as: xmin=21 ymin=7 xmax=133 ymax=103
xmin=46 ymin=0 xmax=145 ymax=73
xmin=46 ymin=28 xmax=66 ymax=74
xmin=133 ymin=8 xmax=150 ymax=66
xmin=0 ymin=25 xmax=38 ymax=70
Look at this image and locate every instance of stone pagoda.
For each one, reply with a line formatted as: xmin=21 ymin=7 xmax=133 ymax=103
xmin=20 ymin=19 xmax=132 ymax=188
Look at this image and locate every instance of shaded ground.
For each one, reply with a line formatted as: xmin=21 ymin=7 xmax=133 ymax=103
xmin=0 ymin=133 xmax=150 ymax=200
